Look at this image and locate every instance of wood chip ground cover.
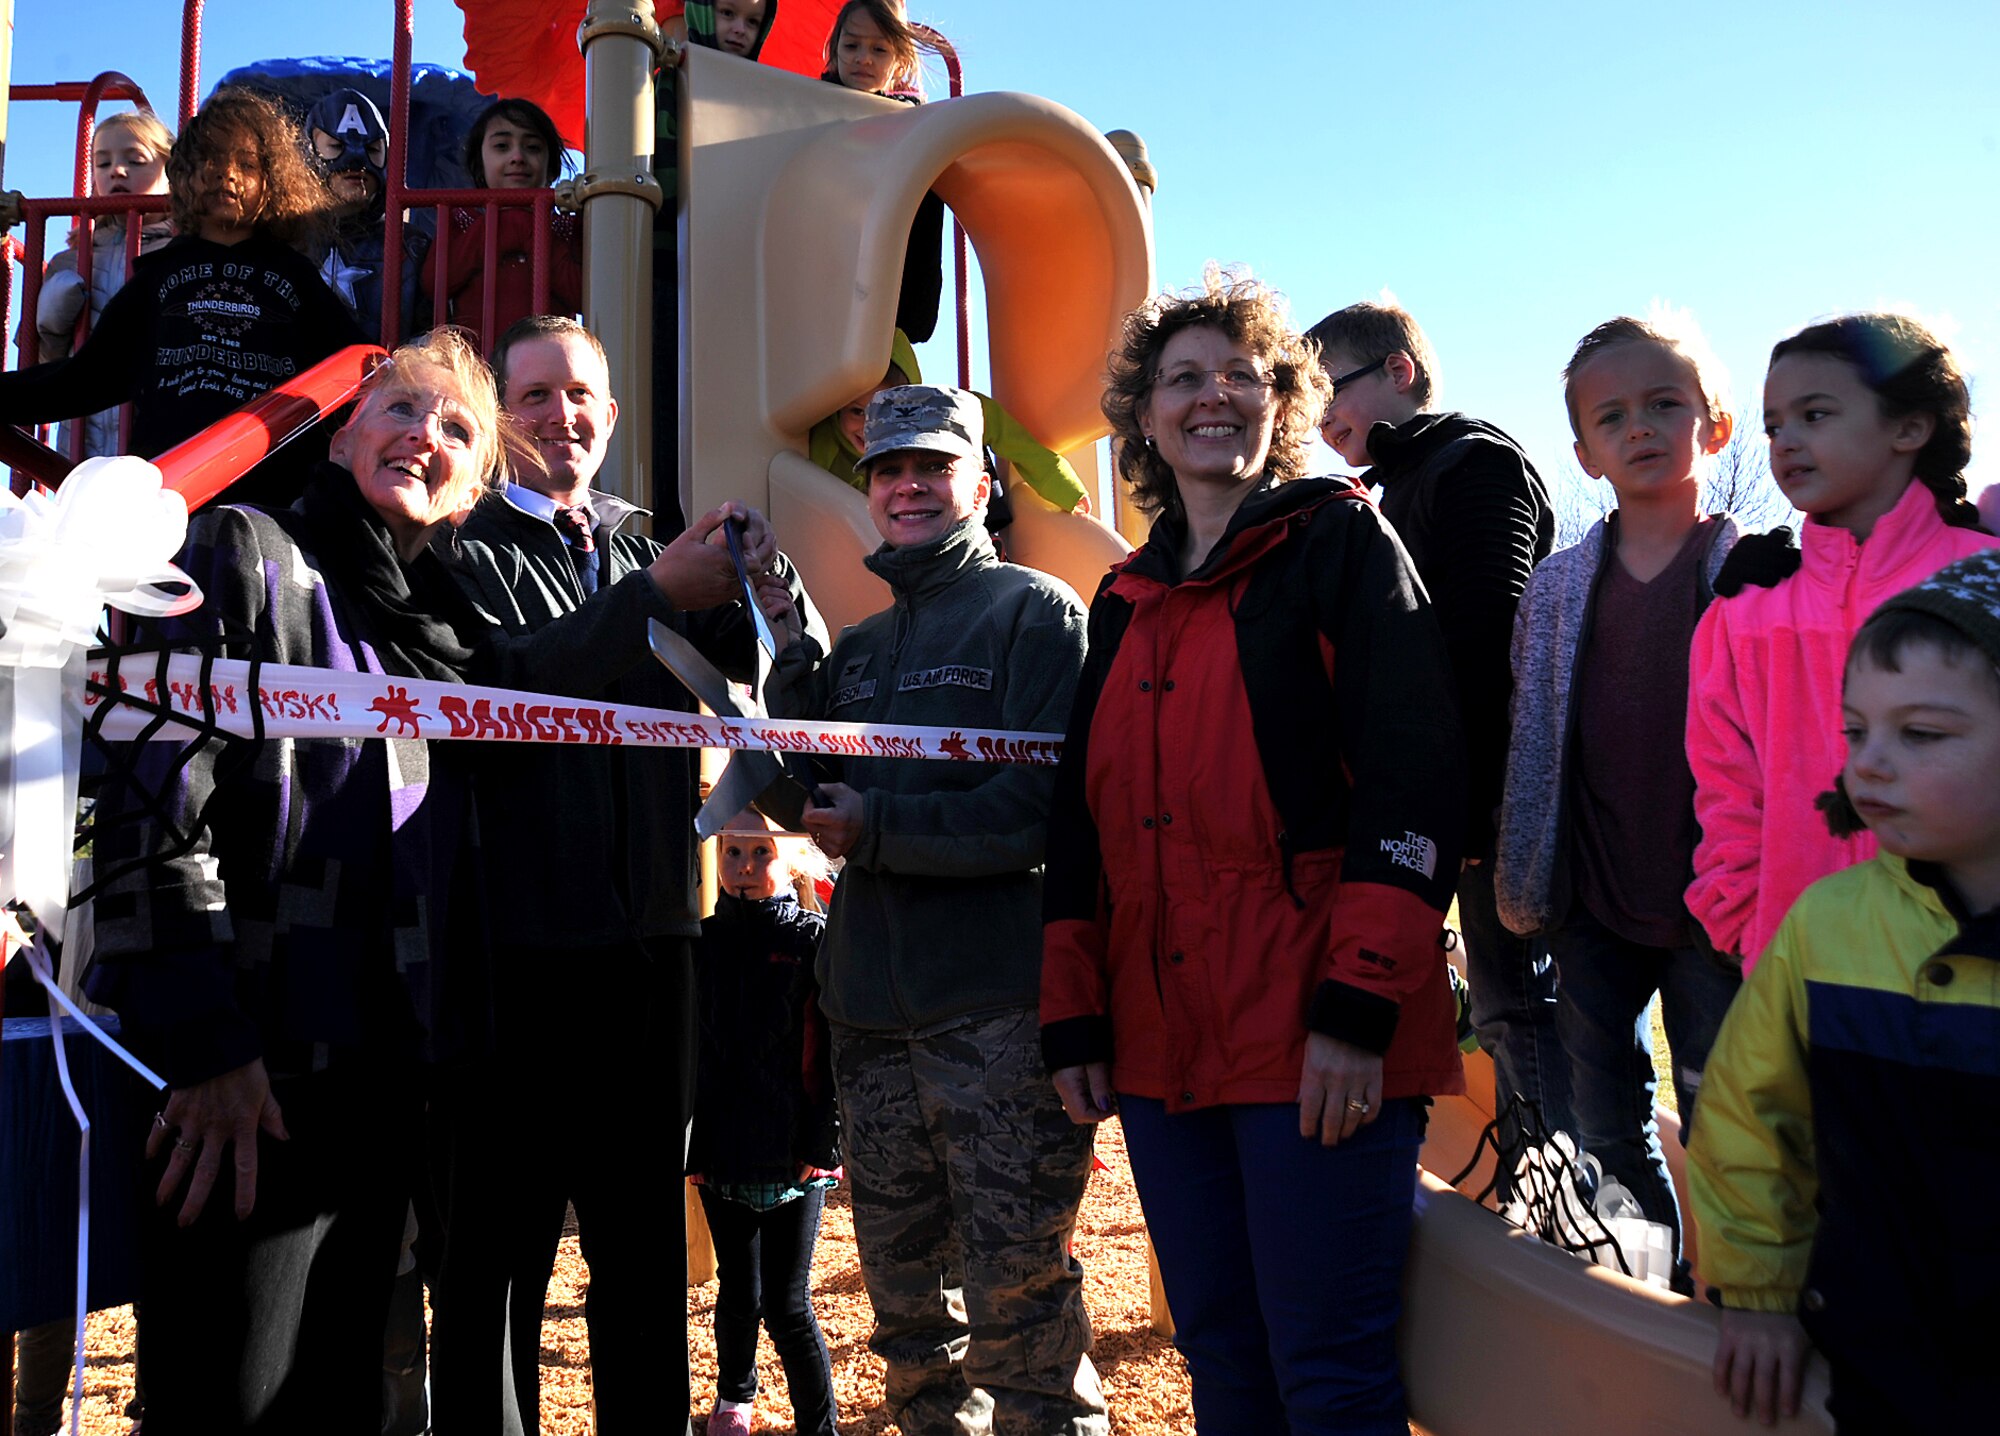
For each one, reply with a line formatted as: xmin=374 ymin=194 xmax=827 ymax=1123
xmin=42 ymin=1116 xmax=1453 ymax=1432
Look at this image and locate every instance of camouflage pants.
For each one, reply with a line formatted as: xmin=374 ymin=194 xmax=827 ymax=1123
xmin=832 ymin=1008 xmax=1109 ymax=1436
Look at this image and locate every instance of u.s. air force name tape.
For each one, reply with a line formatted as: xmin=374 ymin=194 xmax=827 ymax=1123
xmin=81 ymin=654 xmax=1066 ymax=766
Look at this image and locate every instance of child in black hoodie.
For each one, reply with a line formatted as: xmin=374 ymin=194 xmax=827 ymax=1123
xmin=688 ymin=811 xmax=839 ymax=1436
xmin=1308 ymin=299 xmax=1574 ymax=1170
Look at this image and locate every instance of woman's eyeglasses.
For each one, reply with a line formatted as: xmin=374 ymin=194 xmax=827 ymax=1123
xmin=1154 ymin=366 xmax=1274 ymax=395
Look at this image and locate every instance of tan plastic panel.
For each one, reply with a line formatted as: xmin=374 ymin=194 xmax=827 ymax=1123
xmin=768 ymin=448 xmax=891 ymax=636
xmin=681 ymin=46 xmax=1149 ymax=631
xmin=1402 ymin=1170 xmax=1835 ymax=1435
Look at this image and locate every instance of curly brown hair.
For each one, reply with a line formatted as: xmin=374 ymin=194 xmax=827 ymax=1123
xmin=167 ymin=88 xmax=330 ymax=249
xmin=1102 ymin=268 xmax=1331 ymax=518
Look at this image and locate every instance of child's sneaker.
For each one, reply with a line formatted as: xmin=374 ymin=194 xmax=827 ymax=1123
xmin=708 ymin=1404 xmax=753 ymax=1436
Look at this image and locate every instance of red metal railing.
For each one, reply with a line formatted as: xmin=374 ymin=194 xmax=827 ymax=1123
xmin=181 ymin=0 xmax=205 ymax=127
xmin=5 ymin=71 xmax=161 ymax=459
xmin=0 ymin=418 xmax=78 ymax=490
xmin=154 ymin=344 xmax=388 ymax=510
xmin=382 ymin=0 xmax=556 ymax=353
xmin=10 ymin=193 xmax=171 ymax=462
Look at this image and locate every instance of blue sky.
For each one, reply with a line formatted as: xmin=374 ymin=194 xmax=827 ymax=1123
xmin=9 ymin=1 xmax=1999 ymax=507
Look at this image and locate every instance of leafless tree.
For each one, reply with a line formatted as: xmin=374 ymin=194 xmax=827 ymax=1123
xmin=1549 ymin=455 xmax=1611 ymax=550
xmin=1702 ymin=412 xmax=1797 ymax=533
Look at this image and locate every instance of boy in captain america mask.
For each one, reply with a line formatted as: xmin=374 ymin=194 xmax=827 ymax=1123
xmin=304 ymin=86 xmax=430 ymax=345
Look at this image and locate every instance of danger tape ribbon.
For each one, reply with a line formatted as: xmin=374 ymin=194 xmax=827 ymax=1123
xmin=82 ymin=654 xmax=1066 ymax=766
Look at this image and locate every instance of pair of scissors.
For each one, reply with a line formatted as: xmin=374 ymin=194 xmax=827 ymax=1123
xmin=647 ymin=619 xmax=825 ymax=838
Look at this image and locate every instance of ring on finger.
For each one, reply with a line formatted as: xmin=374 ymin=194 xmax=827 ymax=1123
xmin=152 ymin=1111 xmax=171 ymax=1131
xmin=173 ymin=1139 xmax=198 ymax=1154
xmin=1344 ymin=1097 xmax=1370 ymax=1114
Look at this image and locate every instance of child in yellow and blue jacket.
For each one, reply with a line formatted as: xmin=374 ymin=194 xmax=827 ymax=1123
xmin=1689 ymin=549 xmax=2000 ymax=1433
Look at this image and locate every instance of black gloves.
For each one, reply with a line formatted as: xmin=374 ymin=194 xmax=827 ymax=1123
xmin=1713 ymin=527 xmax=1802 ymax=597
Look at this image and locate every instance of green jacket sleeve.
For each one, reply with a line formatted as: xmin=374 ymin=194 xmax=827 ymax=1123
xmin=979 ymin=395 xmax=1086 ymax=511
xmin=1688 ymin=908 xmax=1818 ymax=1312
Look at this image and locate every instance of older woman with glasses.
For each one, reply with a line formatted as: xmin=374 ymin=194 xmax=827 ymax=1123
xmin=86 ymin=329 xmax=732 ymax=1431
xmin=1040 ymin=270 xmax=1468 ymax=1435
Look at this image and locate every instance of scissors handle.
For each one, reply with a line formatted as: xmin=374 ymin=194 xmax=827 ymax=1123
xmin=725 ymin=515 xmax=782 ymax=662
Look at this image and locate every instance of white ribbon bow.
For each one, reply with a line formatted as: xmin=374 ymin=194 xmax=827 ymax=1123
xmin=0 ymin=456 xmax=202 ymax=940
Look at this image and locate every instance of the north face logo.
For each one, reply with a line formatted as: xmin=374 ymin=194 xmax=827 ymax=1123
xmin=1380 ymin=831 xmax=1437 ymax=879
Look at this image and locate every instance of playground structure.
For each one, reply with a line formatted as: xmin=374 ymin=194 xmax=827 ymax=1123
xmin=676 ymin=40 xmax=1147 ymax=628
xmin=0 ymin=4 xmax=1840 ymax=1432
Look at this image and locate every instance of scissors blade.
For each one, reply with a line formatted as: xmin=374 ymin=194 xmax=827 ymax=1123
xmin=647 ymin=618 xmax=753 ymax=719
xmin=694 ymin=750 xmax=787 ymax=840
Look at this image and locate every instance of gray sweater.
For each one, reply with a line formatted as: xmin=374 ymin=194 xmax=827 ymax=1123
xmin=768 ymin=520 xmax=1087 ymax=1032
xmin=1493 ymin=513 xmax=1738 ymax=937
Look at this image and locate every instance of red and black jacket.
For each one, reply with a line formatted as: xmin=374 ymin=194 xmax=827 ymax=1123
xmin=1040 ymin=478 xmax=1467 ymax=1109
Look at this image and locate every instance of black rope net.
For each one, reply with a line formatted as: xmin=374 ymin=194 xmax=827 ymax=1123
xmin=1446 ymin=1092 xmax=1659 ymax=1284
xmin=68 ymin=622 xmax=267 ymax=913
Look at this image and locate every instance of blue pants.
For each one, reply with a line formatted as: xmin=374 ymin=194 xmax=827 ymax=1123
xmin=1458 ymin=862 xmax=1575 ymax=1166
xmin=1550 ymin=908 xmax=1741 ymax=1252
xmin=1119 ymin=1097 xmax=1424 ymax=1436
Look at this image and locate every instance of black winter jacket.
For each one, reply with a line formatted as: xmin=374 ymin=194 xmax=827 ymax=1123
xmin=687 ymin=891 xmax=839 ymax=1182
xmin=1365 ymin=412 xmax=1552 ymax=855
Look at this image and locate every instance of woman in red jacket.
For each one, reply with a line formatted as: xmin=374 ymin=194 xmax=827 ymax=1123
xmin=1041 ymin=270 xmax=1468 ymax=1435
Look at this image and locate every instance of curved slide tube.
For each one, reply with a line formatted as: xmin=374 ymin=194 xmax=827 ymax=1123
xmin=1401 ymin=1165 xmax=1834 ymax=1434
xmin=680 ymin=47 xmax=1151 ymax=632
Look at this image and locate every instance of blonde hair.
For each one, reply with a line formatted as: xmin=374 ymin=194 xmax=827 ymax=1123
xmin=93 ymin=109 xmax=175 ymax=174
xmin=1305 ymin=300 xmax=1441 ymax=410
xmin=348 ymin=329 xmax=541 ymax=525
xmin=777 ymin=833 xmax=832 ymax=908
xmin=717 ymin=818 xmax=834 ymax=909
xmin=1563 ymin=308 xmax=1731 ymax=439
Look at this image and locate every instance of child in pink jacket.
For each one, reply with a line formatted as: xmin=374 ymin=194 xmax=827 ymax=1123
xmin=1687 ymin=312 xmax=1996 ymax=971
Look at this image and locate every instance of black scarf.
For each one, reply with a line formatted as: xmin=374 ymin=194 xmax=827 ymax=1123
xmin=288 ymin=462 xmax=487 ymax=683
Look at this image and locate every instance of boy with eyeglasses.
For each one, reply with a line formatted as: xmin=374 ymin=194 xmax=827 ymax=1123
xmin=1307 ymin=300 xmax=1570 ymax=1167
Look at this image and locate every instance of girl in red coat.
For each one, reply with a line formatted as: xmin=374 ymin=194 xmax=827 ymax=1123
xmin=424 ymin=97 xmax=583 ymax=352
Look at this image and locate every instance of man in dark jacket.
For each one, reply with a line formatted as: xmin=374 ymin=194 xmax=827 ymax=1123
xmin=1309 ymin=300 xmax=1577 ymax=1160
xmin=433 ymin=315 xmax=820 ymax=1436
xmin=767 ymin=386 xmax=1110 ymax=1436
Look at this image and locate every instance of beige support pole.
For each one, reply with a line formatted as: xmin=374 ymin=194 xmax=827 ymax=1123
xmin=575 ymin=1 xmax=664 ymax=517
xmin=1145 ymin=1235 xmax=1174 ymax=1337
